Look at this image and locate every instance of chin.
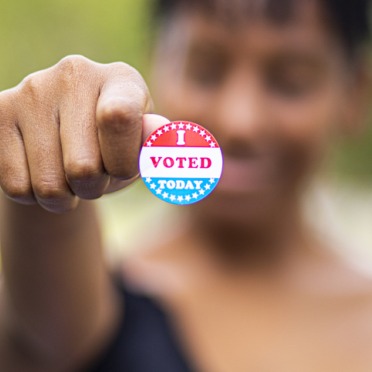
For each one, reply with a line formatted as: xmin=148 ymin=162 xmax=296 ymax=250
xmin=193 ymin=187 xmax=280 ymax=230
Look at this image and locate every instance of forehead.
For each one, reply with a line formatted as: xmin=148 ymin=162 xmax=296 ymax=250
xmin=158 ymin=0 xmax=341 ymax=58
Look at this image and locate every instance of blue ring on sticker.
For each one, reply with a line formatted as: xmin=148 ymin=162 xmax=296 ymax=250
xmin=139 ymin=121 xmax=223 ymax=205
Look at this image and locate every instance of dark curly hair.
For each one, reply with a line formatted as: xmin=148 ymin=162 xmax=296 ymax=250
xmin=153 ymin=0 xmax=371 ymax=58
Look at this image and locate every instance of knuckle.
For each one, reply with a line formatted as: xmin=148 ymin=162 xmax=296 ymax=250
xmin=122 ymin=64 xmax=149 ymax=99
xmin=65 ymin=159 xmax=102 ymax=182
xmin=53 ymin=55 xmax=99 ymax=94
xmin=56 ymin=55 xmax=90 ymax=76
xmin=1 ymin=179 xmax=33 ymax=201
xmin=16 ymin=55 xmax=94 ymax=105
xmin=33 ymin=179 xmax=68 ymax=201
xmin=106 ymin=62 xmax=149 ymax=98
xmin=97 ymin=99 xmax=142 ymax=133
xmin=18 ymin=72 xmax=42 ymax=98
xmin=16 ymin=71 xmax=55 ymax=112
xmin=108 ymin=62 xmax=141 ymax=79
xmin=0 ymin=88 xmax=16 ymax=110
xmin=0 ymin=89 xmax=17 ymax=123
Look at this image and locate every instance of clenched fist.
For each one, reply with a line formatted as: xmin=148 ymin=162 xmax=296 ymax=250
xmin=0 ymin=55 xmax=168 ymax=213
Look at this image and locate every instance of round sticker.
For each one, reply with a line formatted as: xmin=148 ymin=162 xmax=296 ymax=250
xmin=139 ymin=121 xmax=223 ymax=205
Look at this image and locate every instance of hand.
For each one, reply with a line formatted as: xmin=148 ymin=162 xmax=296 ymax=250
xmin=0 ymin=55 xmax=168 ymax=213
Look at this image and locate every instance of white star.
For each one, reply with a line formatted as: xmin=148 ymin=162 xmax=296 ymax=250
xmin=186 ymin=123 xmax=192 ymax=130
xmin=146 ymin=141 xmax=152 ymax=147
xmin=192 ymin=193 xmax=199 ymax=199
xmin=156 ymin=188 xmax=162 ymax=195
xmin=178 ymin=123 xmax=185 ymax=129
xmin=157 ymin=129 xmax=163 ymax=136
xmin=177 ymin=196 xmax=184 ymax=202
xmin=199 ymin=189 xmax=205 ymax=195
xmin=162 ymin=192 xmax=169 ymax=199
xmin=171 ymin=123 xmax=177 ymax=130
xmin=205 ymin=184 xmax=211 ymax=190
xmin=193 ymin=126 xmax=199 ymax=133
xmin=205 ymin=135 xmax=211 ymax=142
xmin=210 ymin=142 xmax=216 ymax=148
xmin=150 ymin=183 xmax=156 ymax=189
xmin=170 ymin=195 xmax=176 ymax=202
xmin=151 ymin=135 xmax=157 ymax=141
xmin=185 ymin=195 xmax=191 ymax=202
xmin=145 ymin=178 xmax=152 ymax=183
xmin=163 ymin=125 xmax=170 ymax=132
xmin=199 ymin=130 xmax=206 ymax=137
xmin=209 ymin=178 xmax=215 ymax=184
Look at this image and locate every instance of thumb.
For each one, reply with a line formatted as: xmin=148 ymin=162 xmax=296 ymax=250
xmin=142 ymin=114 xmax=171 ymax=142
xmin=104 ymin=113 xmax=171 ymax=194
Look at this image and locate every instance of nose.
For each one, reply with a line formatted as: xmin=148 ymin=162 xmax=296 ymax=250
xmin=211 ymin=68 xmax=269 ymax=156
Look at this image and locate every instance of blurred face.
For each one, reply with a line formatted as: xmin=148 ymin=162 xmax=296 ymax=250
xmin=151 ymin=0 xmax=358 ymax=227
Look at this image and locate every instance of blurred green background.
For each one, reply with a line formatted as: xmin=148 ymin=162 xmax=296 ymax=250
xmin=0 ymin=0 xmax=370 ymax=180
xmin=0 ymin=0 xmax=150 ymax=85
xmin=0 ymin=0 xmax=161 ymax=259
xmin=0 ymin=0 xmax=370 ymax=259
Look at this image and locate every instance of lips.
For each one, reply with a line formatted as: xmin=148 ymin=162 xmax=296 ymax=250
xmin=217 ymin=155 xmax=275 ymax=195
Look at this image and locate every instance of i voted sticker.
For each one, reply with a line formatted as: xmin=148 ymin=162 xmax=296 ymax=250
xmin=139 ymin=121 xmax=223 ymax=205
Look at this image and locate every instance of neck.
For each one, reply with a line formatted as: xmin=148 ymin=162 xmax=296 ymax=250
xmin=188 ymin=201 xmax=314 ymax=273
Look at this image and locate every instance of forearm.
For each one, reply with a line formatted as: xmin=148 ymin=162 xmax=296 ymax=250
xmin=0 ymin=195 xmax=118 ymax=370
xmin=0 ymin=55 xmax=154 ymax=370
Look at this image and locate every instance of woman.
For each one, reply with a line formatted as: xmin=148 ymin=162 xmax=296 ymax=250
xmin=0 ymin=0 xmax=371 ymax=371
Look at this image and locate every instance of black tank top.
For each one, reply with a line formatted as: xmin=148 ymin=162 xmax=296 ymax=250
xmin=86 ymin=282 xmax=194 ymax=372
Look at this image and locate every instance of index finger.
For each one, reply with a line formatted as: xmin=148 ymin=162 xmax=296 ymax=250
xmin=96 ymin=64 xmax=151 ymax=180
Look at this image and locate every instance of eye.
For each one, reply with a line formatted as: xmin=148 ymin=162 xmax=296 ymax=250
xmin=267 ymin=72 xmax=318 ymax=98
xmin=186 ymin=60 xmax=226 ymax=88
xmin=266 ymin=60 xmax=322 ymax=99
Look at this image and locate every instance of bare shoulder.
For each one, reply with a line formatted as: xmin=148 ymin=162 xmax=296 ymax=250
xmin=339 ymin=261 xmax=372 ymax=309
xmin=292 ymin=248 xmax=372 ymax=314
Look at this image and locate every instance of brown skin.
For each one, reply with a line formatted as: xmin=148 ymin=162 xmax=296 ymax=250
xmin=0 ymin=57 xmax=164 ymax=371
xmin=152 ymin=3 xmax=364 ymax=231
xmin=126 ymin=2 xmax=372 ymax=371
xmin=0 ymin=1 xmax=371 ymax=372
